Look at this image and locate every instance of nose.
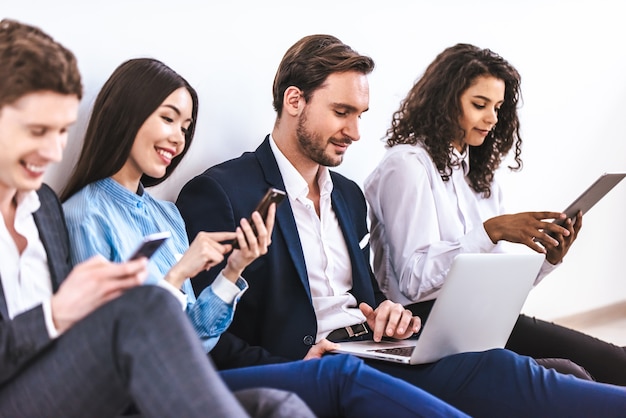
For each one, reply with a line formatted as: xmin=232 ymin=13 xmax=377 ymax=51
xmin=169 ymin=126 xmax=186 ymax=148
xmin=342 ymin=116 xmax=361 ymax=142
xmin=41 ymin=132 xmax=67 ymax=162
xmin=486 ymin=107 xmax=498 ymax=126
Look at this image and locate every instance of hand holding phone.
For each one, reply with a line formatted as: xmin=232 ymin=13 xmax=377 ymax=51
xmin=127 ymin=231 xmax=171 ymax=260
xmin=232 ymin=188 xmax=286 ymax=249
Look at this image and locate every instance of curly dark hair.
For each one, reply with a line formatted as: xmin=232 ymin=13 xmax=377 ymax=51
xmin=386 ymin=43 xmax=523 ymax=197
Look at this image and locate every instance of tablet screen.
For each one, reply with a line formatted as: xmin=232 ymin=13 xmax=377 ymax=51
xmin=554 ymin=173 xmax=626 ymax=227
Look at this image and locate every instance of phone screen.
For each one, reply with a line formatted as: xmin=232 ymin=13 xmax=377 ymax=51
xmin=232 ymin=188 xmax=286 ymax=249
xmin=128 ymin=231 xmax=171 ymax=260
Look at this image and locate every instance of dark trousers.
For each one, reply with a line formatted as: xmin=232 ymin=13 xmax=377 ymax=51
xmin=506 ymin=313 xmax=626 ymax=385
xmin=408 ymin=299 xmax=626 ymax=385
xmin=0 ymin=286 xmax=249 ymax=418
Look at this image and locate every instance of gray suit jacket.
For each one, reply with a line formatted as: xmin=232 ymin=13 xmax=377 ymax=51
xmin=0 ymin=184 xmax=71 ymax=384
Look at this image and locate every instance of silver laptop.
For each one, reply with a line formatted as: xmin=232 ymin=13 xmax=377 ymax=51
xmin=331 ymin=253 xmax=544 ymax=365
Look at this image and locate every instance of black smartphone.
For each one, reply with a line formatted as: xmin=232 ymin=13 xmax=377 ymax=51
xmin=232 ymin=188 xmax=286 ymax=249
xmin=127 ymin=231 xmax=171 ymax=260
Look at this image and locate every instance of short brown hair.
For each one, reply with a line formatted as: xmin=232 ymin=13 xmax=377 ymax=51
xmin=272 ymin=34 xmax=374 ymax=117
xmin=0 ymin=19 xmax=82 ymax=109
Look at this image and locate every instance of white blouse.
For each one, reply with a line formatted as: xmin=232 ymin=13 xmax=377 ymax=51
xmin=364 ymin=143 xmax=555 ymax=305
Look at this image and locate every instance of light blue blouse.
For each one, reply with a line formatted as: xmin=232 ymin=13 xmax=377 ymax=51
xmin=63 ymin=177 xmax=246 ymax=353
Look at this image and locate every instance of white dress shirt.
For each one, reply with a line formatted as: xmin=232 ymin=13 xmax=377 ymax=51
xmin=364 ymin=143 xmax=556 ymax=305
xmin=270 ymin=136 xmax=366 ymax=342
xmin=0 ymin=190 xmax=57 ymax=337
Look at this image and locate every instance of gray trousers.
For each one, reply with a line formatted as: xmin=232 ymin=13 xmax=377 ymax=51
xmin=0 ymin=286 xmax=311 ymax=417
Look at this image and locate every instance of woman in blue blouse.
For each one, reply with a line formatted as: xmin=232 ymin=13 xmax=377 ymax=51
xmin=60 ymin=58 xmax=470 ymax=418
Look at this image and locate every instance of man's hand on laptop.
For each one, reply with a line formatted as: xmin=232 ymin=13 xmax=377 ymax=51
xmin=303 ymin=339 xmax=341 ymax=360
xmin=360 ymin=301 xmax=421 ymax=342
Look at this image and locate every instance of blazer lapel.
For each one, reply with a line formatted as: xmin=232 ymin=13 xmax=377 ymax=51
xmin=0 ymin=187 xmax=66 ymax=320
xmin=34 ymin=213 xmax=64 ymax=292
xmin=33 ymin=186 xmax=70 ymax=293
xmin=0 ymin=274 xmax=8 ymax=319
xmin=255 ymin=136 xmax=312 ymax=300
xmin=331 ymin=184 xmax=376 ymax=306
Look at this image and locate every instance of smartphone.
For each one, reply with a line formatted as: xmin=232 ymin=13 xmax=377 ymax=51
xmin=127 ymin=231 xmax=172 ymax=260
xmin=232 ymin=188 xmax=286 ymax=249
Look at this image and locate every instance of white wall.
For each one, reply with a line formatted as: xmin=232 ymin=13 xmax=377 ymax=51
xmin=4 ymin=0 xmax=625 ymax=319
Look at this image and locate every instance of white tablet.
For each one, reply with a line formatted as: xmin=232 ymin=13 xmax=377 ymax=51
xmin=554 ymin=173 xmax=626 ymax=227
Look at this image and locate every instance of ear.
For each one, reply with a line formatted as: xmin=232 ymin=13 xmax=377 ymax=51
xmin=283 ymin=86 xmax=303 ymax=117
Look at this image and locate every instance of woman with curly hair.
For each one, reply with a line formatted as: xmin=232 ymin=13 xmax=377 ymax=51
xmin=364 ymin=43 xmax=626 ymax=385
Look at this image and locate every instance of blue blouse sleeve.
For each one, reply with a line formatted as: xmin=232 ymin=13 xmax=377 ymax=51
xmin=185 ymin=277 xmax=247 ymax=353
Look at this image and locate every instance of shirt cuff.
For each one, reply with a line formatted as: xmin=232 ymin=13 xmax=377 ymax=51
xmin=156 ymin=279 xmax=188 ymax=310
xmin=42 ymin=299 xmax=60 ymax=339
xmin=460 ymin=225 xmax=498 ymax=253
xmin=534 ymin=258 xmax=559 ymax=285
xmin=211 ymin=271 xmax=248 ymax=304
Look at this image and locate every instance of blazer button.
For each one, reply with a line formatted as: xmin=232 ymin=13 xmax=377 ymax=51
xmin=302 ymin=335 xmax=315 ymax=346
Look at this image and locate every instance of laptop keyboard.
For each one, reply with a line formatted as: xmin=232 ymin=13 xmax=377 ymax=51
xmin=369 ymin=346 xmax=415 ymax=357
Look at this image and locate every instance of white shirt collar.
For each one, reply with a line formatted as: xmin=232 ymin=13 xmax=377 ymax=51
xmin=15 ymin=190 xmax=41 ymax=219
xmin=269 ymin=134 xmax=334 ymax=200
xmin=452 ymin=146 xmax=470 ymax=176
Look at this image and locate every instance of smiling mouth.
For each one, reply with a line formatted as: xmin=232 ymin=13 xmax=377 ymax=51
xmin=24 ymin=162 xmax=46 ymax=175
xmin=331 ymin=140 xmax=351 ymax=150
xmin=156 ymin=148 xmax=174 ymax=161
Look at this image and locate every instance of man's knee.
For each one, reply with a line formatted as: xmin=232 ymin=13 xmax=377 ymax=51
xmin=111 ymin=286 xmax=182 ymax=318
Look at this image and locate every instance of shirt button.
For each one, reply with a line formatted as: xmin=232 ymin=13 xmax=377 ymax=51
xmin=302 ymin=335 xmax=315 ymax=346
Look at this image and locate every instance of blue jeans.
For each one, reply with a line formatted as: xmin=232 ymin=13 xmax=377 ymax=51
xmin=371 ymin=348 xmax=626 ymax=418
xmin=224 ymin=348 xmax=626 ymax=418
xmin=221 ymin=353 xmax=467 ymax=418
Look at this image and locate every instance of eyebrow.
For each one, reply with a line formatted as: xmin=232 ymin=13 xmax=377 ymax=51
xmin=472 ymin=95 xmax=504 ymax=105
xmin=163 ymin=104 xmax=193 ymax=123
xmin=26 ymin=121 xmax=76 ymax=130
xmin=332 ymin=102 xmax=369 ymax=114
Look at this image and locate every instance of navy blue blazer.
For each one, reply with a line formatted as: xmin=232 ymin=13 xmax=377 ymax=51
xmin=177 ymin=136 xmax=386 ymax=361
xmin=0 ymin=184 xmax=72 ymax=384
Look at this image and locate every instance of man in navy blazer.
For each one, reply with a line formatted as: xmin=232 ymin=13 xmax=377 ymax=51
xmin=179 ymin=135 xmax=383 ymax=360
xmin=0 ymin=18 xmax=314 ymax=418
xmin=177 ymin=34 xmax=626 ymax=416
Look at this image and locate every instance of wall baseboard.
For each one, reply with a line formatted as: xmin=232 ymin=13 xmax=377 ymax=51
xmin=549 ymin=300 xmax=626 ymax=346
xmin=552 ymin=300 xmax=626 ymax=329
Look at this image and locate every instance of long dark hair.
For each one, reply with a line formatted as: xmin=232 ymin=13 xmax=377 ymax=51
xmin=386 ymin=43 xmax=522 ymax=197
xmin=61 ymin=58 xmax=198 ymax=201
